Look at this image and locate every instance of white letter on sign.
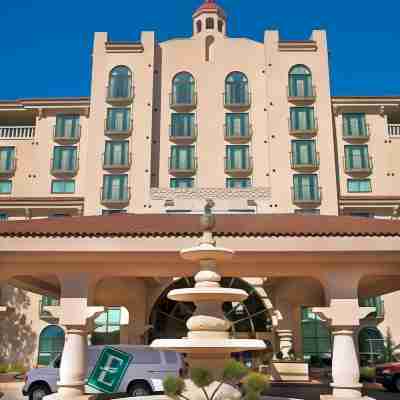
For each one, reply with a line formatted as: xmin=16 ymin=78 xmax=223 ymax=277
xmin=98 ymin=355 xmax=124 ymax=387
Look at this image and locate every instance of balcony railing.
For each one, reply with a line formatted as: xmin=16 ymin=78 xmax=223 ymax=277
xmin=0 ymin=158 xmax=17 ymax=176
xmin=102 ymin=152 xmax=132 ymax=170
xmin=290 ymin=152 xmax=320 ymax=171
xmin=287 ymin=86 xmax=317 ymax=103
xmin=106 ymin=86 xmax=134 ymax=104
xmin=292 ymin=185 xmax=322 ymax=204
xmin=289 ymin=119 xmax=318 ymax=136
xmin=343 ymin=124 xmax=370 ymax=141
xmin=360 ymin=297 xmax=385 ymax=319
xmin=344 ymin=156 xmax=373 ymax=174
xmin=224 ymin=157 xmax=253 ymax=176
xmin=51 ymin=159 xmax=79 ymax=176
xmin=169 ymin=157 xmax=197 ymax=175
xmin=224 ymin=124 xmax=253 ymax=143
xmin=104 ymin=119 xmax=133 ymax=136
xmin=0 ymin=126 xmax=35 ymax=140
xmin=169 ymin=124 xmax=198 ymax=143
xmin=53 ymin=125 xmax=81 ymax=143
xmin=223 ymin=91 xmax=251 ymax=108
xmin=169 ymin=93 xmax=198 ymax=109
xmin=388 ymin=124 xmax=400 ymax=138
xmin=100 ymin=186 xmax=131 ymax=205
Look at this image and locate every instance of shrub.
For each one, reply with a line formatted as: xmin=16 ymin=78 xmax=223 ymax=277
xmin=0 ymin=364 xmax=8 ymax=374
xmin=222 ymin=360 xmax=248 ymax=383
xmin=191 ymin=367 xmax=214 ymax=388
xmin=360 ymin=367 xmax=376 ymax=382
xmin=243 ymin=372 xmax=270 ymax=395
xmin=163 ymin=375 xmax=186 ymax=399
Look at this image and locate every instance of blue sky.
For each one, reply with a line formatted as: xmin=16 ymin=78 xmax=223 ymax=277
xmin=0 ymin=0 xmax=399 ymax=99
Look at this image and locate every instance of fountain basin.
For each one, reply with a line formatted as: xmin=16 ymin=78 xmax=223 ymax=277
xmin=180 ymin=243 xmax=234 ymax=262
xmin=168 ymin=287 xmax=248 ymax=302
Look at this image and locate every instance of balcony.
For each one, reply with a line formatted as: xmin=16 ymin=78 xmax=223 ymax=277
xmin=360 ymin=297 xmax=385 ymax=320
xmin=39 ymin=299 xmax=60 ymax=322
xmin=104 ymin=119 xmax=133 ymax=137
xmin=51 ymin=159 xmax=79 ymax=176
xmin=344 ymin=156 xmax=373 ymax=175
xmin=53 ymin=125 xmax=81 ymax=144
xmin=0 ymin=126 xmax=35 ymax=140
xmin=290 ymin=152 xmax=320 ymax=171
xmin=289 ymin=119 xmax=318 ymax=137
xmin=343 ymin=125 xmax=370 ymax=141
xmin=169 ymin=124 xmax=198 ymax=143
xmin=102 ymin=152 xmax=132 ymax=170
xmin=292 ymin=186 xmax=322 ymax=205
xmin=224 ymin=91 xmax=251 ymax=109
xmin=106 ymin=86 xmax=134 ymax=105
xmin=0 ymin=158 xmax=17 ymax=176
xmin=169 ymin=157 xmax=197 ymax=176
xmin=388 ymin=124 xmax=400 ymax=138
xmin=224 ymin=124 xmax=253 ymax=143
xmin=169 ymin=92 xmax=197 ymax=110
xmin=225 ymin=157 xmax=253 ymax=176
xmin=100 ymin=186 xmax=131 ymax=206
xmin=287 ymin=86 xmax=317 ymax=104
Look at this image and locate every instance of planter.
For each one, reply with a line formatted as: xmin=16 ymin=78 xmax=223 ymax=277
xmin=260 ymin=361 xmax=309 ymax=382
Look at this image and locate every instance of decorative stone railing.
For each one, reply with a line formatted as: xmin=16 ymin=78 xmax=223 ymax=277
xmin=0 ymin=126 xmax=35 ymax=140
xmin=388 ymin=124 xmax=400 ymax=137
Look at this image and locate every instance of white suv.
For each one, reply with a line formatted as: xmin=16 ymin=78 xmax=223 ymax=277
xmin=23 ymin=345 xmax=182 ymax=400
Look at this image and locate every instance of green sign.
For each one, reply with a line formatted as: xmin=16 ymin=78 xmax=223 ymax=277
xmin=87 ymin=346 xmax=133 ymax=394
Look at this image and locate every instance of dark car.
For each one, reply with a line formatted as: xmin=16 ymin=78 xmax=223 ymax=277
xmin=375 ymin=362 xmax=400 ymax=392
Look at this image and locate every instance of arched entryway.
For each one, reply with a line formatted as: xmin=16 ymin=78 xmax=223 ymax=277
xmin=37 ymin=325 xmax=65 ymax=366
xmin=358 ymin=327 xmax=385 ymax=366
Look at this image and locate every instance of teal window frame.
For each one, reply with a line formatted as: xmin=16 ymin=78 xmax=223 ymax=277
xmin=170 ymin=145 xmax=195 ymax=170
xmin=55 ymin=115 xmax=80 ymax=139
xmin=289 ymin=65 xmax=313 ymax=97
xmin=170 ymin=178 xmax=194 ymax=189
xmin=0 ymin=147 xmax=15 ymax=172
xmin=225 ymin=145 xmax=250 ymax=170
xmin=347 ymin=179 xmax=372 ymax=193
xmin=172 ymin=72 xmax=195 ymax=105
xmin=102 ymin=174 xmax=129 ymax=201
xmin=171 ymin=113 xmax=195 ymax=138
xmin=225 ymin=72 xmax=249 ymax=105
xmin=0 ymin=212 xmax=8 ymax=220
xmin=91 ymin=307 xmax=122 ymax=346
xmin=343 ymin=113 xmax=368 ymax=137
xmin=51 ymin=180 xmax=75 ymax=194
xmin=104 ymin=141 xmax=129 ymax=166
xmin=293 ymin=174 xmax=319 ymax=201
xmin=344 ymin=145 xmax=370 ymax=170
xmin=358 ymin=327 xmax=385 ymax=366
xmin=38 ymin=325 xmax=65 ymax=366
xmin=226 ymin=178 xmax=251 ymax=189
xmin=225 ymin=113 xmax=250 ymax=137
xmin=106 ymin=108 xmax=131 ymax=132
xmin=292 ymin=140 xmax=317 ymax=165
xmin=0 ymin=180 xmax=12 ymax=194
xmin=108 ymin=66 xmax=132 ymax=99
xmin=290 ymin=107 xmax=315 ymax=131
xmin=52 ymin=146 xmax=77 ymax=171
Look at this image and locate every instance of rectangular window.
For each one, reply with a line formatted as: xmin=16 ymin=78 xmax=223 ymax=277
xmin=226 ymin=178 xmax=251 ymax=189
xmin=225 ymin=113 xmax=250 ymax=138
xmin=51 ymin=180 xmax=75 ymax=194
xmin=289 ymin=75 xmax=312 ymax=97
xmin=347 ymin=179 xmax=372 ymax=193
xmin=170 ymin=178 xmax=194 ymax=189
xmin=0 ymin=147 xmax=15 ymax=172
xmin=0 ymin=212 xmax=8 ymax=221
xmin=92 ymin=307 xmax=121 ymax=345
xmin=343 ymin=113 xmax=368 ymax=137
xmin=170 ymin=146 xmax=195 ymax=170
xmin=104 ymin=141 xmax=129 ymax=166
xmin=171 ymin=113 xmax=195 ymax=138
xmin=52 ymin=146 xmax=77 ymax=172
xmin=293 ymin=174 xmax=319 ymax=201
xmin=106 ymin=108 xmax=131 ymax=132
xmin=0 ymin=180 xmax=12 ymax=194
xmin=292 ymin=140 xmax=317 ymax=165
xmin=345 ymin=145 xmax=370 ymax=170
xmin=102 ymin=175 xmax=129 ymax=201
xmin=55 ymin=115 xmax=80 ymax=139
xmin=225 ymin=145 xmax=250 ymax=170
xmin=290 ymin=107 xmax=315 ymax=131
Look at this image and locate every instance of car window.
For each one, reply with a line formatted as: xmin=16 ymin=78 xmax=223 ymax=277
xmin=133 ymin=350 xmax=161 ymax=364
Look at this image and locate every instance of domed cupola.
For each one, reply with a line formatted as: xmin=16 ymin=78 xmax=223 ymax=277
xmin=193 ymin=0 xmax=227 ymax=36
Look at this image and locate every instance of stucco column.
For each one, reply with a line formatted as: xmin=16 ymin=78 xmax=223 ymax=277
xmin=314 ymin=299 xmax=375 ymax=400
xmin=276 ymin=329 xmax=294 ymax=359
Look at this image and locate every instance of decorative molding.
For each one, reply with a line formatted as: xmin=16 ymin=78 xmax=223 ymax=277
xmin=150 ymin=187 xmax=271 ymax=201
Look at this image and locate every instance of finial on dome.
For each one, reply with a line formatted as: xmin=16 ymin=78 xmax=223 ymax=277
xmin=193 ymin=0 xmax=226 ymax=19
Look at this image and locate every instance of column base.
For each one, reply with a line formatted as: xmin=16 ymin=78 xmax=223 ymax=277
xmin=321 ymin=396 xmax=374 ymax=400
xmin=46 ymin=384 xmax=87 ymax=400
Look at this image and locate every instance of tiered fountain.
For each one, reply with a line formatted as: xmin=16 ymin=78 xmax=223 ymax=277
xmin=151 ymin=201 xmax=266 ymax=395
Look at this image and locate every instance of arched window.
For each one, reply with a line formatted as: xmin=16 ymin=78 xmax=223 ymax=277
xmin=218 ymin=20 xmax=224 ymax=33
xmin=289 ymin=65 xmax=313 ymax=98
xmin=38 ymin=325 xmax=65 ymax=366
xmin=108 ymin=66 xmax=132 ymax=99
xmin=225 ymin=72 xmax=249 ymax=106
xmin=172 ymin=72 xmax=195 ymax=106
xmin=359 ymin=327 xmax=385 ymax=366
xmin=91 ymin=307 xmax=122 ymax=345
xmin=205 ymin=35 xmax=215 ymax=62
xmin=196 ymin=20 xmax=202 ymax=33
xmin=206 ymin=17 xmax=214 ymax=30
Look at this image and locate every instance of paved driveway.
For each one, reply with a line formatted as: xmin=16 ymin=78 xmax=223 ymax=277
xmin=0 ymin=382 xmax=24 ymax=400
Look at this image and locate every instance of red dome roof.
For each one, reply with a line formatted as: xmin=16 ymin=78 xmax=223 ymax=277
xmin=194 ymin=0 xmax=226 ymax=18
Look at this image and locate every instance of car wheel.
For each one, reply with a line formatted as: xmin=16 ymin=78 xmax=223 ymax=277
xmin=29 ymin=384 xmax=51 ymax=400
xmin=128 ymin=382 xmax=152 ymax=397
xmin=394 ymin=376 xmax=400 ymax=393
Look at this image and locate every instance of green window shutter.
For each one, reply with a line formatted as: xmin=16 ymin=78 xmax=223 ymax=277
xmin=0 ymin=181 xmax=11 ymax=194
xmin=52 ymin=180 xmax=75 ymax=194
xmin=344 ymin=114 xmax=367 ymax=137
xmin=108 ymin=109 xmax=130 ymax=131
xmin=226 ymin=178 xmax=251 ymax=189
xmin=0 ymin=147 xmax=14 ymax=171
xmin=291 ymin=108 xmax=314 ymax=131
xmin=227 ymin=145 xmax=249 ymax=169
xmin=172 ymin=114 xmax=194 ymax=137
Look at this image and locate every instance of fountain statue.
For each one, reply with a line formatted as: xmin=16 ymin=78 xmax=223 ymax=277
xmin=151 ymin=200 xmax=266 ymax=398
